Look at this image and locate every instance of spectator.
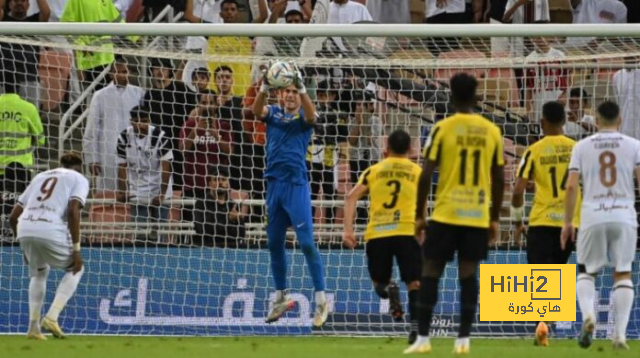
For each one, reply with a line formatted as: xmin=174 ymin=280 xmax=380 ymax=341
xmin=61 ymin=0 xmax=133 ymax=91
xmin=366 ymin=0 xmax=411 ymax=23
xmin=213 ymin=66 xmax=249 ymax=192
xmin=564 ymin=87 xmax=596 ymax=139
xmin=613 ymin=57 xmax=640 ymax=139
xmin=144 ymin=57 xmax=197 ymax=189
xmin=0 ymin=0 xmax=50 ymax=108
xmin=524 ymin=37 xmax=567 ymax=121
xmin=220 ymin=0 xmax=239 ymax=22
xmin=0 ymin=77 xmax=45 ymax=176
xmin=568 ymin=0 xmax=627 ymax=47
xmin=114 ymin=0 xmax=135 ymax=20
xmin=206 ymin=0 xmax=252 ymax=96
xmin=84 ymin=56 xmax=146 ymax=191
xmin=184 ymin=0 xmax=223 ymax=52
xmin=0 ymin=162 xmax=30 ymax=242
xmin=179 ymin=94 xmax=232 ymax=207
xmin=193 ymin=166 xmax=246 ymax=247
xmin=424 ymin=0 xmax=483 ymax=55
xmin=43 ymin=0 xmax=69 ymax=22
xmin=329 ymin=0 xmax=373 ymax=53
xmin=192 ymin=66 xmax=212 ymax=94
xmin=502 ymin=0 xmax=550 ymax=57
xmin=308 ymin=80 xmax=349 ymax=223
xmin=284 ymin=6 xmax=304 ymax=23
xmin=116 ymin=106 xmax=174 ymax=242
xmin=268 ymin=0 xmax=312 ymax=23
xmin=622 ymin=0 xmax=639 ymax=23
xmin=142 ymin=0 xmax=184 ymax=22
xmin=487 ymin=0 xmax=509 ymax=55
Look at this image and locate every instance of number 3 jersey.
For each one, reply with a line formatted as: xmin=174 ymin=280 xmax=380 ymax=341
xmin=517 ymin=135 xmax=580 ymax=227
xmin=424 ymin=113 xmax=504 ymax=229
xmin=569 ymin=131 xmax=640 ymax=230
xmin=16 ymin=168 xmax=90 ymax=243
xmin=357 ymin=157 xmax=422 ymax=241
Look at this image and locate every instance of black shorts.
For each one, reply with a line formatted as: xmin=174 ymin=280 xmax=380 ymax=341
xmin=527 ymin=226 xmax=574 ymax=264
xmin=424 ymin=221 xmax=489 ymax=262
xmin=366 ymin=236 xmax=422 ymax=284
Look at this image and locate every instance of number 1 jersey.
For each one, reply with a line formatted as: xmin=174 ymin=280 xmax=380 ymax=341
xmin=569 ymin=131 xmax=640 ymax=230
xmin=357 ymin=157 xmax=422 ymax=241
xmin=423 ymin=113 xmax=504 ymax=229
xmin=16 ymin=168 xmax=90 ymax=243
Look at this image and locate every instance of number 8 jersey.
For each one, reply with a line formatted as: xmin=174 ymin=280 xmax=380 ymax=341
xmin=518 ymin=135 xmax=581 ymax=227
xmin=423 ymin=113 xmax=504 ymax=229
xmin=16 ymin=168 xmax=90 ymax=243
xmin=357 ymin=157 xmax=422 ymax=241
xmin=569 ymin=131 xmax=640 ymax=230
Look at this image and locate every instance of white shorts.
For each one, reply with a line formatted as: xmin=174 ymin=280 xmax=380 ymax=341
xmin=19 ymin=237 xmax=73 ymax=277
xmin=577 ymin=223 xmax=637 ymax=274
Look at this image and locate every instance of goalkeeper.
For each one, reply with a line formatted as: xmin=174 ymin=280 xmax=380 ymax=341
xmin=252 ymin=63 xmax=328 ymax=328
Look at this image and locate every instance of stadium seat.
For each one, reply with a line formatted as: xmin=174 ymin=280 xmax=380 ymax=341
xmin=87 ymin=190 xmax=131 ymax=243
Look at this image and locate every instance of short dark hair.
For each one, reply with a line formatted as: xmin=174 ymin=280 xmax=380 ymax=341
xmin=60 ymin=152 xmax=83 ymax=168
xmin=597 ymin=101 xmax=620 ymax=122
xmin=387 ymin=129 xmax=411 ymax=155
xmin=220 ymin=0 xmax=238 ymax=8
xmin=214 ymin=65 xmax=234 ymax=76
xmin=449 ymin=73 xmax=478 ymax=107
xmin=569 ymin=87 xmax=589 ymax=99
xmin=192 ymin=67 xmax=211 ymax=80
xmin=2 ymin=72 xmax=18 ymax=94
xmin=208 ymin=165 xmax=229 ymax=179
xmin=542 ymin=101 xmax=566 ymax=125
xmin=130 ymin=105 xmax=150 ymax=119
xmin=285 ymin=9 xmax=304 ymax=21
xmin=114 ymin=54 xmax=128 ymax=65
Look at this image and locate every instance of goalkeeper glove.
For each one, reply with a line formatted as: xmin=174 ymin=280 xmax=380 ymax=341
xmin=259 ymin=61 xmax=273 ymax=94
xmin=290 ymin=62 xmax=307 ymax=94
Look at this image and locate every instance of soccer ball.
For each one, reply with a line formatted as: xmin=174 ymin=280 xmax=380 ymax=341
xmin=266 ymin=61 xmax=295 ymax=88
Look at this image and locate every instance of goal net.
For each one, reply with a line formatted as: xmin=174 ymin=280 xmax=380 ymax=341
xmin=0 ymin=23 xmax=639 ymax=338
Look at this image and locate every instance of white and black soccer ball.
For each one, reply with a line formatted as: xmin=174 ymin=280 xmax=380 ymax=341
xmin=266 ymin=61 xmax=295 ymax=88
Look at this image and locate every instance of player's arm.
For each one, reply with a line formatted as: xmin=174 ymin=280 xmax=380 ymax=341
xmin=9 ymin=205 xmax=23 ymax=237
xmin=67 ymin=199 xmax=83 ymax=274
xmin=416 ymin=159 xmax=438 ymax=232
xmin=561 ymin=171 xmax=579 ymax=249
xmin=292 ymin=64 xmax=316 ymax=125
xmin=252 ymin=88 xmax=270 ymax=119
xmin=343 ymin=182 xmax=369 ymax=249
xmin=490 ymin=130 xmax=506 ymax=244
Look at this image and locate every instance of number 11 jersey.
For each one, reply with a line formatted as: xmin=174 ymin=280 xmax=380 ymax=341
xmin=357 ymin=157 xmax=422 ymax=241
xmin=423 ymin=113 xmax=504 ymax=229
xmin=16 ymin=168 xmax=90 ymax=243
xmin=569 ymin=131 xmax=640 ymax=231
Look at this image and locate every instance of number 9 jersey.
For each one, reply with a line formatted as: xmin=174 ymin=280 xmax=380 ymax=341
xmin=356 ymin=157 xmax=422 ymax=241
xmin=423 ymin=113 xmax=504 ymax=229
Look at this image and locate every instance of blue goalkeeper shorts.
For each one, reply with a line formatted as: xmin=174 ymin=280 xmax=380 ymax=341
xmin=265 ymin=180 xmax=313 ymax=235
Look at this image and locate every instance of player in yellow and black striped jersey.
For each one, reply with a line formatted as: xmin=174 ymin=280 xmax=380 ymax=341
xmin=343 ymin=129 xmax=422 ymax=345
xmin=406 ymin=74 xmax=505 ymax=355
xmin=511 ymin=101 xmax=580 ymax=347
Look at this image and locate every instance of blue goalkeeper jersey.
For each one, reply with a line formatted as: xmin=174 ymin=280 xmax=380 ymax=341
xmin=262 ymin=105 xmax=313 ymax=184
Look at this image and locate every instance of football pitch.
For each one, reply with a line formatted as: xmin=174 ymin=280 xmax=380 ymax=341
xmin=0 ymin=336 xmax=638 ymax=358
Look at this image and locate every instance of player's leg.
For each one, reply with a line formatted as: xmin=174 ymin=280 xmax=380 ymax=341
xmin=41 ymin=240 xmax=84 ymax=339
xmin=284 ymin=183 xmax=328 ymax=327
xmin=404 ymin=222 xmax=455 ymax=354
xmin=265 ymin=181 xmax=295 ymax=323
xmin=452 ymin=226 xmax=489 ymax=354
xmin=576 ymin=224 xmax=606 ymax=349
xmin=394 ymin=236 xmax=423 ymax=344
xmin=608 ymin=223 xmax=635 ymax=350
xmin=365 ymin=238 xmax=397 ymax=313
xmin=20 ymin=238 xmax=49 ymax=340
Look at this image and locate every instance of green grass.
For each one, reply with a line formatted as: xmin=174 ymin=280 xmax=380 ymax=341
xmin=0 ymin=336 xmax=638 ymax=358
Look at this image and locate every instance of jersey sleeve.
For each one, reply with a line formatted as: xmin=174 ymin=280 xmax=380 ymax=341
xmin=422 ymin=124 xmax=443 ymax=163
xmin=70 ymin=176 xmax=90 ymax=207
xmin=261 ymin=105 xmax=275 ymax=124
xmin=158 ymin=132 xmax=173 ymax=162
xmin=517 ymin=148 xmax=534 ymax=180
xmin=634 ymin=141 xmax=640 ymax=168
xmin=568 ymin=143 xmax=582 ymax=172
xmin=356 ymin=167 xmax=372 ymax=188
xmin=493 ymin=127 xmax=505 ymax=167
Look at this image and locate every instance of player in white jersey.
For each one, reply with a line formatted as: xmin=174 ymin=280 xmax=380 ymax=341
xmin=562 ymin=101 xmax=638 ymax=351
xmin=9 ymin=153 xmax=89 ymax=340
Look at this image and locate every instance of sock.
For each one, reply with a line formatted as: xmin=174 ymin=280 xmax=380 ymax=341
xmin=414 ymin=335 xmax=431 ymax=346
xmin=45 ymin=267 xmax=84 ymax=321
xmin=28 ymin=268 xmax=49 ymax=332
xmin=577 ymin=274 xmax=596 ymax=322
xmin=297 ymin=228 xmax=326 ymax=291
xmin=267 ymin=230 xmax=288 ymax=290
xmin=459 ymin=277 xmax=478 ymax=338
xmin=418 ymin=277 xmax=440 ymax=337
xmin=612 ymin=279 xmax=634 ymax=342
xmin=408 ymin=289 xmax=419 ymax=332
xmin=275 ymin=289 xmax=287 ymax=301
xmin=455 ymin=337 xmax=470 ymax=346
xmin=315 ymin=291 xmax=327 ymax=305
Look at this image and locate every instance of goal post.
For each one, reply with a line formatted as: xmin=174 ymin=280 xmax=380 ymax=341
xmin=0 ymin=23 xmax=639 ymax=338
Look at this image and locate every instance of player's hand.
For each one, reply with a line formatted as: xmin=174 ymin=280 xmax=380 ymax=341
xmin=116 ymin=192 xmax=128 ymax=203
xmin=436 ymin=0 xmax=448 ymax=9
xmin=560 ymin=223 xmax=575 ymax=250
xmin=342 ymin=230 xmax=357 ymax=249
xmin=259 ymin=61 xmax=273 ymax=93
xmin=290 ymin=62 xmax=306 ymax=93
xmin=513 ymin=222 xmax=525 ymax=246
xmin=151 ymin=194 xmax=164 ymax=207
xmin=89 ymin=163 xmax=102 ymax=176
xmin=71 ymin=251 xmax=83 ymax=275
xmin=488 ymin=220 xmax=500 ymax=247
xmin=415 ymin=217 xmax=427 ymax=236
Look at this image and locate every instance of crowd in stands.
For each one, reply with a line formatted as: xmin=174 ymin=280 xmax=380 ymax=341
xmin=1 ymin=0 xmax=640 ymax=247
